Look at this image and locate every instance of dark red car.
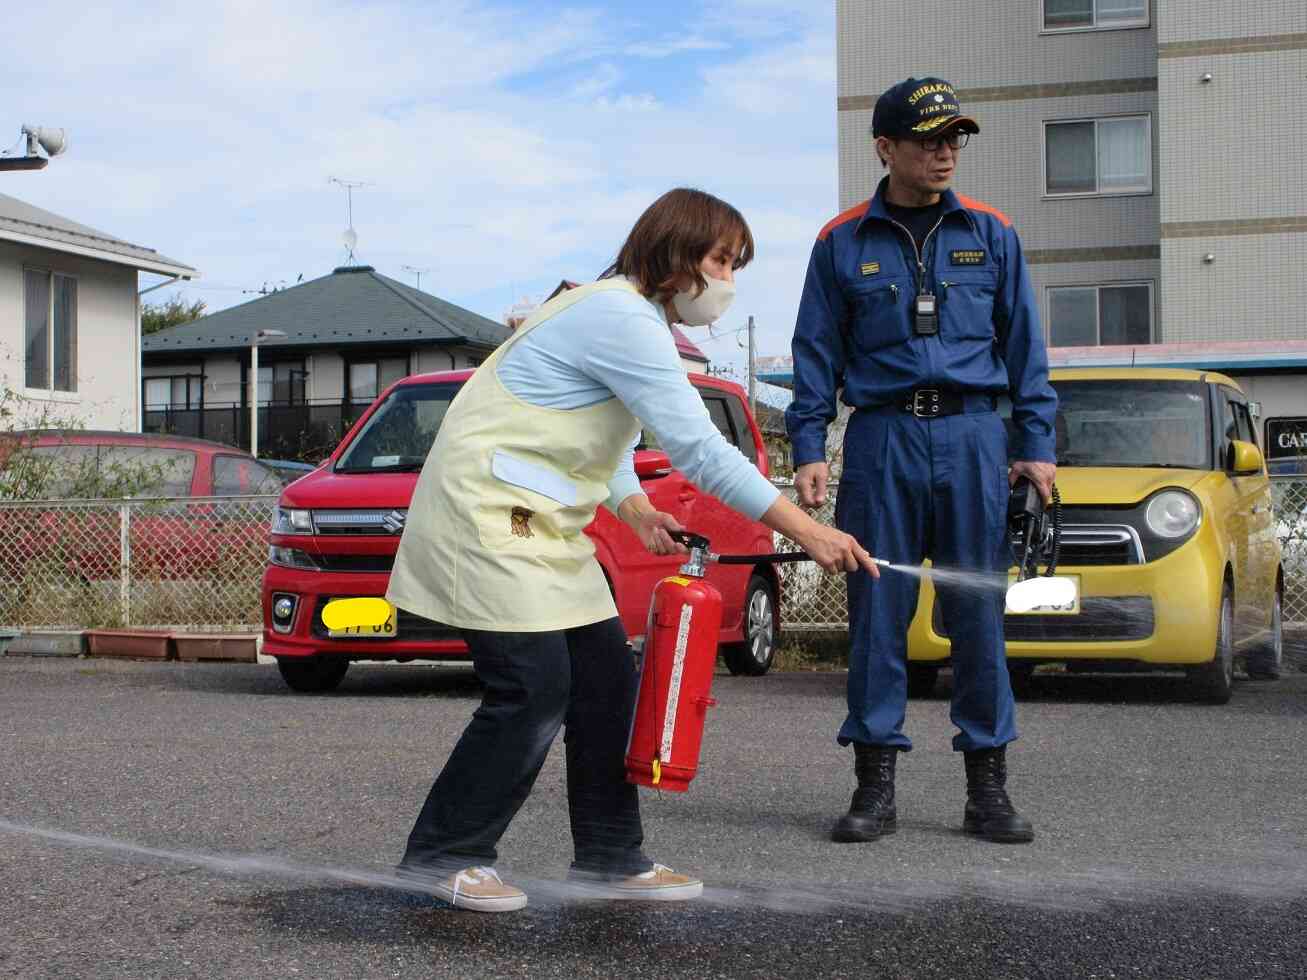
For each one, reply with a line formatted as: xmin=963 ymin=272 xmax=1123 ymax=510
xmin=0 ymin=431 xmax=283 ymax=584
xmin=262 ymin=371 xmax=782 ymax=692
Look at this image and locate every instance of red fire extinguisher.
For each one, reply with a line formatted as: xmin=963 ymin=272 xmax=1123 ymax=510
xmin=625 ymin=533 xmax=723 ymax=793
xmin=624 ymin=531 xmax=825 ymax=792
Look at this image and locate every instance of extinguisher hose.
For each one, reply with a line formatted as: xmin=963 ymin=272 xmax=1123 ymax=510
xmin=715 ymin=551 xmax=813 ymax=565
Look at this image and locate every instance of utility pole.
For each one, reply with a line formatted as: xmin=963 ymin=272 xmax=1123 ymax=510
xmin=746 ymin=315 xmax=757 ymax=417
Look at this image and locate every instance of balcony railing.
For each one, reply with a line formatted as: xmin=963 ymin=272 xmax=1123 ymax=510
xmin=142 ymin=399 xmax=373 ymax=461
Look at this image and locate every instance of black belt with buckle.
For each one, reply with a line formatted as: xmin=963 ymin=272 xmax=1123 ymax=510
xmin=898 ymin=387 xmax=993 ymax=418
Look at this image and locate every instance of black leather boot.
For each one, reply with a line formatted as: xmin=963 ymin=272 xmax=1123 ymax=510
xmin=963 ymin=746 xmax=1034 ymax=843
xmin=831 ymin=743 xmax=897 ymax=842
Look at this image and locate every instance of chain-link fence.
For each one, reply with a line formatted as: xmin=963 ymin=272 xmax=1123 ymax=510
xmin=1271 ymin=476 xmax=1307 ymax=626
xmin=775 ymin=479 xmax=1307 ymax=634
xmin=0 ymin=496 xmax=276 ymax=632
xmin=771 ymin=482 xmax=849 ymax=632
xmin=2 ymin=481 xmax=1303 ymax=636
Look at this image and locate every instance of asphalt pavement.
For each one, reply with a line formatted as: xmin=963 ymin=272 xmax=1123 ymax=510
xmin=2 ymin=656 xmax=1304 ymax=979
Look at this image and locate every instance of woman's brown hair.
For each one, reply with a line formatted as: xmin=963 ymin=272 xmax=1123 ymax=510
xmin=601 ymin=188 xmax=755 ymax=302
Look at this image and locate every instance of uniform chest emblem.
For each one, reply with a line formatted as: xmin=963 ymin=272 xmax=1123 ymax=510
xmin=860 ymin=261 xmax=881 ymax=276
xmin=510 ymin=507 xmax=535 ymax=538
xmin=950 ymin=249 xmax=986 ymax=266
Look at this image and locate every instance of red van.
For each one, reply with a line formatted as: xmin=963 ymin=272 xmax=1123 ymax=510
xmin=262 ymin=371 xmax=782 ymax=692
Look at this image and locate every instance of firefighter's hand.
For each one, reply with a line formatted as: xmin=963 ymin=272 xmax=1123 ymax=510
xmin=798 ymin=522 xmax=880 ymax=578
xmin=795 ymin=461 xmax=830 ymax=509
xmin=1010 ymin=460 xmax=1057 ymax=505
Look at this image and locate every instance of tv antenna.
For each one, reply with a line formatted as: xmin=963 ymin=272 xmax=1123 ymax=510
xmin=401 ymin=265 xmax=431 ymax=291
xmin=328 ymin=176 xmax=370 ymax=263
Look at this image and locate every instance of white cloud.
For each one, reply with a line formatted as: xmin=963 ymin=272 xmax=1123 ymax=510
xmin=3 ymin=0 xmax=840 ymax=378
xmin=623 ymin=36 xmax=731 ymax=58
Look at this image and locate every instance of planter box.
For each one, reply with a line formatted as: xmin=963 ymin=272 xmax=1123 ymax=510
xmin=6 ymin=630 xmax=85 ymax=657
xmin=85 ymin=629 xmax=174 ymax=661
xmin=172 ymin=633 xmax=257 ymax=663
xmin=0 ymin=629 xmax=22 ymax=656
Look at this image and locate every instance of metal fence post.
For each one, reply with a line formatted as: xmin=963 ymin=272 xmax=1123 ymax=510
xmin=120 ymin=501 xmax=131 ymax=627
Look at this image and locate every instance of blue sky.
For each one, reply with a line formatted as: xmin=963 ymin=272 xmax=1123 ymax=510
xmin=3 ymin=0 xmax=840 ymax=384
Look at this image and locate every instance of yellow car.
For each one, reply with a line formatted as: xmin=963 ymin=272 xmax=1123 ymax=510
xmin=907 ymin=368 xmax=1284 ymax=703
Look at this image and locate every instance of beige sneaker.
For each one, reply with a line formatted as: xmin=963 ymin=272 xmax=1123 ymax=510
xmin=573 ymin=863 xmax=703 ymax=902
xmin=430 ymin=866 xmax=527 ymax=912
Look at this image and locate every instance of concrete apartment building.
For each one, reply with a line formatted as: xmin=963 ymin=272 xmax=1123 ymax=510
xmin=835 ymin=1 xmax=1306 ymax=447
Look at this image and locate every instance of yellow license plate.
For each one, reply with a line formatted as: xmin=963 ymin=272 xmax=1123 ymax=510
xmin=325 ymin=599 xmax=398 ymax=638
xmin=1005 ymin=574 xmax=1081 ymax=615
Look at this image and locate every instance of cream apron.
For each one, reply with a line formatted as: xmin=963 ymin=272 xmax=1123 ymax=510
xmin=386 ymin=279 xmax=646 ymax=632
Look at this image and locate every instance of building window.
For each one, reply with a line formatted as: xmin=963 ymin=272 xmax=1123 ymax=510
xmin=24 ymin=268 xmax=78 ymax=393
xmin=1045 ymin=116 xmax=1151 ymax=196
xmin=144 ymin=375 xmax=202 ymax=410
xmin=258 ymin=362 xmax=306 ymax=405
xmin=1043 ymin=0 xmax=1148 ymax=31
xmin=1047 ymin=283 xmax=1153 ymax=347
xmin=348 ymin=357 xmax=408 ymax=402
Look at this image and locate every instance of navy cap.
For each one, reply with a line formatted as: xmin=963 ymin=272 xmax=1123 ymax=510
xmin=872 ymin=77 xmax=979 ymax=140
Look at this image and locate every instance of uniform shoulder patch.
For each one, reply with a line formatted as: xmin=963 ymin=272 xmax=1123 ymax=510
xmin=818 ymin=202 xmax=871 ymax=242
xmin=957 ymin=194 xmax=1012 ymax=228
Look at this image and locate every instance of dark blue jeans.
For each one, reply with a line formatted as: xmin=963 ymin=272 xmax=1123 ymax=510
xmin=401 ymin=616 xmax=652 ymax=876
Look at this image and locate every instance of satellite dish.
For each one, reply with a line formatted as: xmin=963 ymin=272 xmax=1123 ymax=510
xmin=342 ymin=227 xmax=358 ymax=252
xmin=22 ymin=125 xmax=67 ymax=157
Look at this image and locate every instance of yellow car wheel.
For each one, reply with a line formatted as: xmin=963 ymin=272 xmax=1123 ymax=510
xmin=1186 ymin=586 xmax=1234 ymax=704
xmin=1245 ymin=583 xmax=1284 ymax=680
xmin=907 ymin=664 xmax=939 ymax=698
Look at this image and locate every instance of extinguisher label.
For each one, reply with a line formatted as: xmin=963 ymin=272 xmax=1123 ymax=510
xmin=659 ymin=603 xmax=694 ymax=763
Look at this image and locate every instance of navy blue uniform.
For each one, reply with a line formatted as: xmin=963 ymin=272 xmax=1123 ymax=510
xmin=787 ymin=177 xmax=1057 ymax=752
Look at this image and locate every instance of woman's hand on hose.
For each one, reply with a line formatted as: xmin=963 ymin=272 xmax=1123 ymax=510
xmin=797 ymin=522 xmax=881 ymax=577
xmin=617 ymin=494 xmax=688 ymax=556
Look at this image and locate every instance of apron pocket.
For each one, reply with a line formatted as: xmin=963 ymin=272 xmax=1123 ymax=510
xmin=491 ymin=450 xmax=578 ymax=506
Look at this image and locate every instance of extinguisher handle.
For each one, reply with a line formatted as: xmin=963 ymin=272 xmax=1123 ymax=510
xmin=668 ymin=529 xmax=711 ymax=551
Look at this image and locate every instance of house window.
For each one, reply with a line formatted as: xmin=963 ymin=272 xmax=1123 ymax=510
xmin=348 ymin=357 xmax=408 ymax=402
xmin=1043 ymin=0 xmax=1148 ymax=31
xmin=24 ymin=268 xmax=78 ymax=393
xmin=1047 ymin=283 xmax=1153 ymax=347
xmin=1045 ymin=116 xmax=1151 ymax=196
xmin=144 ymin=375 xmax=202 ymax=410
xmin=257 ymin=362 xmax=306 ymax=405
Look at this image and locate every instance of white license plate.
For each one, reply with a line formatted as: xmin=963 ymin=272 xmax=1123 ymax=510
xmin=325 ymin=599 xmax=398 ymax=638
xmin=1006 ymin=574 xmax=1081 ymax=615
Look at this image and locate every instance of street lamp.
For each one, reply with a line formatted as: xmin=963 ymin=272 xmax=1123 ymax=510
xmin=250 ymin=328 xmax=287 ymax=458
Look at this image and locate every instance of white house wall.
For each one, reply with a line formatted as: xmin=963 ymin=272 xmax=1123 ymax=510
xmin=0 ymin=240 xmax=140 ymax=432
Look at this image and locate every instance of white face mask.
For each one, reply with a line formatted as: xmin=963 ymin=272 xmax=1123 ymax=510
xmin=671 ymin=275 xmax=735 ymax=326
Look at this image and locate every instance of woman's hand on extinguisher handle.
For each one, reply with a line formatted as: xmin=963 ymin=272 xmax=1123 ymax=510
xmin=761 ymin=496 xmax=880 ymax=578
xmin=618 ymin=494 xmax=688 ymax=556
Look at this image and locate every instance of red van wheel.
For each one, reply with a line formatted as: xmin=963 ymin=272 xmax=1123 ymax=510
xmin=277 ymin=656 xmax=349 ymax=693
xmin=723 ymin=575 xmax=776 ymax=676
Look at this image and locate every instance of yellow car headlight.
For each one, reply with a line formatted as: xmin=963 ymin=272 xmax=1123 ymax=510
xmin=1145 ymin=490 xmax=1200 ymax=539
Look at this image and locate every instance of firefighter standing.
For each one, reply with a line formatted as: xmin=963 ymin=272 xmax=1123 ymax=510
xmin=786 ymin=78 xmax=1058 ymax=843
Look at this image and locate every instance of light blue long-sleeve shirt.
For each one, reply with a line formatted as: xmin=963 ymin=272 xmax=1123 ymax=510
xmin=496 ymin=282 xmax=780 ymax=520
